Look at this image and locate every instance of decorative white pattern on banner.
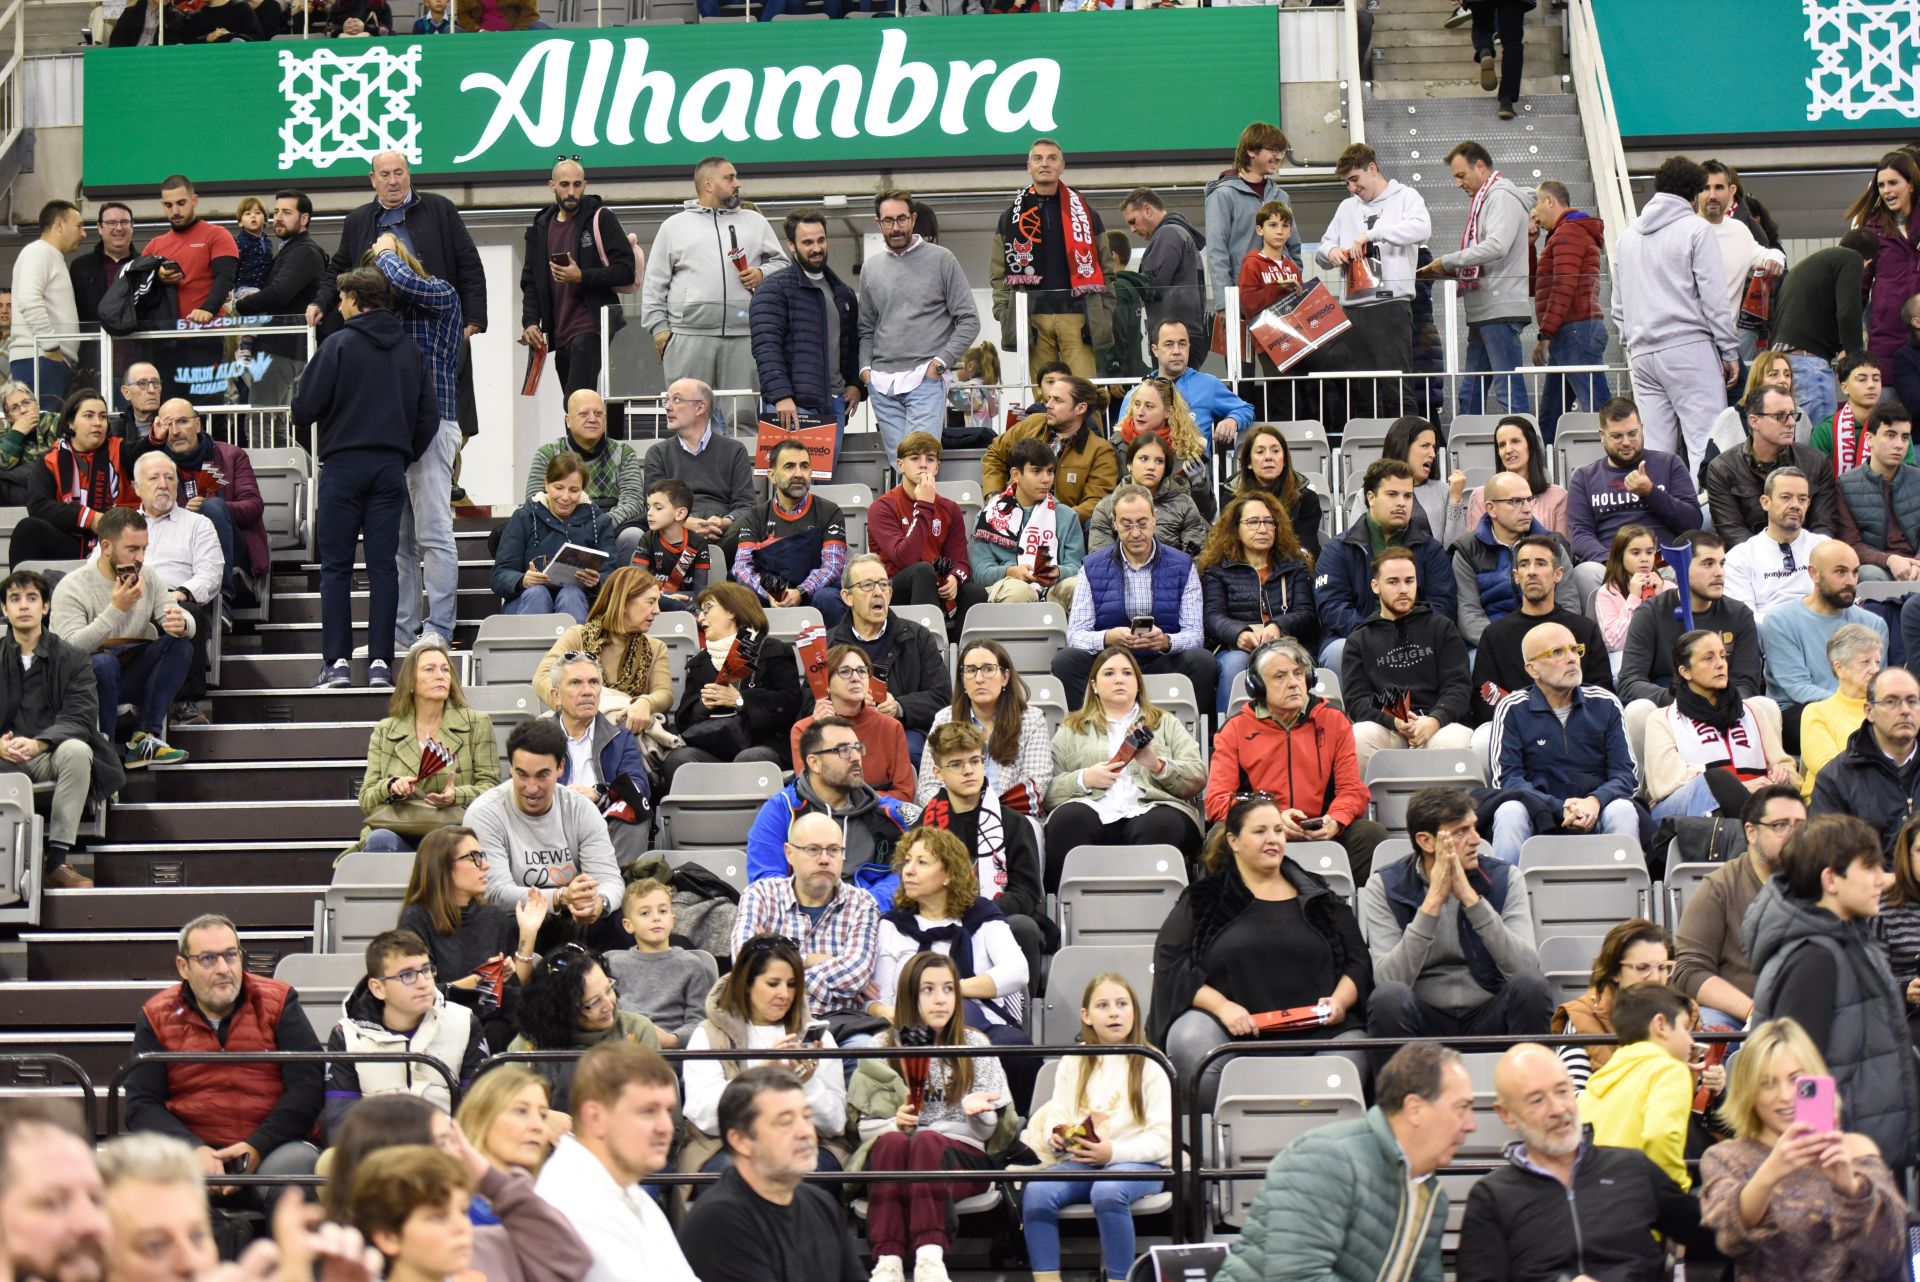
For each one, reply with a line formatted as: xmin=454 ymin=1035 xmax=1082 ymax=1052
xmin=1805 ymin=0 xmax=1920 ymax=122
xmin=278 ymin=44 xmax=425 ymax=171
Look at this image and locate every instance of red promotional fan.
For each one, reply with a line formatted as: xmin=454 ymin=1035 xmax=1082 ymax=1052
xmin=1251 ymin=1003 xmax=1333 ymax=1034
xmin=715 ymin=633 xmax=760 ymax=688
xmin=897 ymin=1024 xmax=935 ymax=1112
xmin=416 ymin=738 xmax=453 ymax=783
xmin=795 ymin=622 xmax=831 ymax=701
xmin=1739 ymin=268 xmax=1772 ymax=329
xmin=1107 ymin=722 xmax=1154 ymax=770
xmin=471 ymin=954 xmax=509 ymax=1010
xmin=999 ymin=781 xmax=1033 ymax=815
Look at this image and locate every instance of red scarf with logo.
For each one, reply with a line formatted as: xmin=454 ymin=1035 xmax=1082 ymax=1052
xmin=1003 ymin=184 xmax=1106 ymax=296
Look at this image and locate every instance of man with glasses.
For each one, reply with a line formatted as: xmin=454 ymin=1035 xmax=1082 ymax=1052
xmin=857 ymin=189 xmax=980 ymax=455
xmin=869 ymin=431 xmax=986 ymax=624
xmin=1723 ymin=467 xmax=1831 ymax=623
xmin=126 ymin=913 xmax=324 ymax=1201
xmin=641 ymin=376 xmax=756 ymax=549
xmin=827 ymin=552 xmax=952 ymax=762
xmin=1566 ymin=397 xmax=1703 ymax=601
xmin=733 ymin=810 xmax=883 ymax=1045
xmin=1487 ymin=620 xmax=1645 ymax=865
xmin=1451 ymin=470 xmax=1580 ymax=645
xmin=322 ymin=928 xmax=487 ymax=1135
xmin=125 ymin=398 xmax=270 ymax=616
xmin=744 ymin=716 xmax=911 ymax=905
xmin=541 ymin=652 xmax=649 ymax=864
xmin=732 ymin=437 xmax=848 ymax=627
xmin=70 ymin=202 xmax=135 ymax=344
xmin=1705 ymin=384 xmax=1841 ymax=546
xmin=1810 ymin=665 xmax=1920 ymax=852
xmin=1672 ymin=784 xmax=1805 ymax=1028
xmin=111 ymin=363 xmax=165 ymax=443
xmin=1620 ymin=530 xmax=1765 ymax=708
xmin=1469 ymin=535 xmax=1612 ymax=731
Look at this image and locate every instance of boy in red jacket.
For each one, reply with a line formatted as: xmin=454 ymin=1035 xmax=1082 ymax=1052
xmin=866 ymin=431 xmax=987 ymax=630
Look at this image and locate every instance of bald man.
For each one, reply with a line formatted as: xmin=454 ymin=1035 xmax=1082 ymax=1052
xmin=528 ymin=388 xmax=646 ymax=543
xmin=1456 ymin=1044 xmax=1706 ymax=1282
xmin=1761 ymin=538 xmax=1890 ymax=735
xmin=1488 ymin=621 xmax=1644 ymax=864
xmin=521 ymin=159 xmax=638 ymax=401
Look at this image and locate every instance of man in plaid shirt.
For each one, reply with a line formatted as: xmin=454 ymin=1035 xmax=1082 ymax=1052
xmin=731 ymin=811 xmax=883 ymax=1045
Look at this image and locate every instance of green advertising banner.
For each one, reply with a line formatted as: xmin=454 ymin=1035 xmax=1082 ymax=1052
xmin=1594 ymin=0 xmax=1920 ymax=142
xmin=82 ymin=8 xmax=1280 ymax=191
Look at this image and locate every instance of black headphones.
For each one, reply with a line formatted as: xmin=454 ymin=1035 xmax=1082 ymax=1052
xmin=1244 ymin=639 xmax=1293 ymax=707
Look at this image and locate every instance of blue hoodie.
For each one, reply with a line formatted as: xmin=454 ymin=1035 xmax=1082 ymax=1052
xmin=1115 ymin=365 xmax=1254 ymax=436
xmin=290 ymin=307 xmax=439 ymax=465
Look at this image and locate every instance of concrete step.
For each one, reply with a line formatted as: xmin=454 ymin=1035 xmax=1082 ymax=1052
xmin=1369 ymin=74 xmax=1571 ymax=99
xmin=122 ymin=759 xmax=366 ymax=805
xmin=244 ymin=621 xmax=481 ymax=655
xmin=1371 ymin=42 xmax=1570 ymax=72
xmin=210 ymin=687 xmax=393 ymax=722
xmin=165 ymin=722 xmax=376 ymax=762
xmin=104 ymin=798 xmax=363 ymax=844
xmin=90 ymin=841 xmax=343 ymax=888
xmin=275 ymin=560 xmax=499 ymax=594
xmin=268 ymin=587 xmax=501 ymax=626
xmin=1373 ymin=5 xmax=1560 ymax=31
xmin=22 ymin=930 xmax=312 ymax=981
xmin=39 ymin=885 xmax=326 ymax=932
xmin=0 ymin=981 xmax=170 ymax=1029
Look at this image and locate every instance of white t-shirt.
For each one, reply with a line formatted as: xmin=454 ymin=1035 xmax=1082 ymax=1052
xmin=1724 ymin=528 xmax=1830 ymax=623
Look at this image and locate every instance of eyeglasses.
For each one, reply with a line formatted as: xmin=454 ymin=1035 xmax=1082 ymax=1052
xmin=182 ymin=947 xmax=243 ymax=969
xmin=1874 ymin=696 xmax=1920 ymax=710
xmin=1116 ymin=519 xmax=1155 ymax=534
xmin=1754 ymin=817 xmax=1806 ymax=835
xmin=1488 ymin=495 xmax=1535 ymax=508
xmin=812 ymin=742 xmax=867 ymax=761
xmin=578 ymin=980 xmax=618 ymax=1016
xmin=788 ymin=843 xmax=847 ymax=861
xmin=664 ymin=394 xmax=706 ymax=407
xmin=457 ymin=849 xmax=489 ymax=869
xmin=1526 ymin=643 xmax=1587 ymax=663
xmin=1752 ymin=409 xmax=1796 ymax=424
xmin=98 ymin=218 xmax=133 ymax=229
xmin=833 ymin=664 xmax=871 ymax=679
xmin=125 ymin=378 xmax=163 ymax=390
xmin=1239 ymin=517 xmax=1277 ymax=529
xmin=1617 ymin=959 xmax=1674 ymax=979
xmin=961 ymin=664 xmax=1005 ymax=679
xmin=877 ymin=215 xmax=914 ymax=228
xmin=380 ymin=963 xmax=437 ymax=986
xmin=847 ymin=580 xmax=890 ymax=594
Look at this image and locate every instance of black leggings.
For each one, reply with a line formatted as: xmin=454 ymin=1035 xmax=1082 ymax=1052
xmin=1041 ymin=800 xmax=1202 ymax=893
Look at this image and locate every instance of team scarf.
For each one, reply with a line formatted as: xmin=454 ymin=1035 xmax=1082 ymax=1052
xmin=1661 ymin=699 xmax=1771 ymax=781
xmin=919 ymin=787 xmax=1012 ymax=898
xmin=1457 ymin=170 xmax=1504 ymax=293
xmin=1002 ymin=184 xmax=1106 ymax=297
xmin=1832 ymin=402 xmax=1866 ymax=473
xmin=975 ymin=486 xmax=1059 ymax=571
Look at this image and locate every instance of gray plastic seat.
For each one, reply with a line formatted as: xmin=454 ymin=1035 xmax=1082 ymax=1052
xmin=1211 ymin=1055 xmax=1365 ymax=1227
xmin=274 ymin=951 xmax=368 ymax=1039
xmin=1663 ymin=860 xmax=1719 ymax=927
xmin=1288 ymin=840 xmax=1354 ymax=903
xmin=1537 ymin=934 xmax=1604 ymax=1007
xmin=1363 ymin=749 xmax=1486 ymax=830
xmin=1037 ymin=944 xmax=1154 ymax=1047
xmin=474 ymin=614 xmax=574 ymax=687
xmin=1520 ymin=835 xmax=1651 ymax=936
xmin=1057 ymin=873 xmax=1184 ymax=948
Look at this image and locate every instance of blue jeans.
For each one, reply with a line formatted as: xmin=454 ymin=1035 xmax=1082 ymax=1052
xmin=318 ymin=450 xmax=407 ymax=667
xmin=808 ymin=582 xmax=847 ymax=629
xmin=10 ymin=357 xmax=70 ymax=413
xmin=92 ymin=638 xmax=193 ymax=737
xmin=363 ymin=829 xmax=418 ymax=852
xmin=1217 ymin=648 xmax=1253 ymax=718
xmin=1651 ymin=774 xmax=1718 ymax=822
xmin=869 ymin=378 xmax=946 ymax=457
xmin=1022 ymin=1161 xmax=1164 ymax=1278
xmin=507 ymin=582 xmax=590 ymax=623
xmin=1539 ymin=318 xmax=1610 ymax=441
xmin=198 ymin=495 xmax=238 ymax=606
xmin=397 ymin=419 xmax=461 ymax=646
xmin=1461 ymin=319 xmax=1530 ymax=418
xmin=1491 ymin=796 xmax=1640 ymax=864
xmin=1788 ymin=355 xmax=1838 ymax=432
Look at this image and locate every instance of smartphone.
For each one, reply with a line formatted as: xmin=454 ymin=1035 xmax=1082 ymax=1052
xmin=222 ymin=1155 xmax=251 ymax=1176
xmin=1793 ymin=1074 xmax=1837 ymax=1133
xmin=801 ymin=1020 xmax=829 ymax=1047
xmin=1130 ymin=615 xmax=1154 ymax=634
xmin=549 ymin=252 xmax=572 ymax=267
xmin=1301 ymin=816 xmax=1332 ymax=835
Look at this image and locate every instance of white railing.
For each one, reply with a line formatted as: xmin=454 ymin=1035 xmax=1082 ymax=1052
xmin=1566 ymin=0 xmax=1636 ymax=257
xmin=0 ymin=0 xmax=25 ymax=179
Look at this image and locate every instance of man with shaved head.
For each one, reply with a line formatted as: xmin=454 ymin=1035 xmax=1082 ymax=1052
xmin=1457 ymin=1043 xmax=1707 ymax=1281
xmin=521 ymin=158 xmax=637 ymax=401
xmin=1760 ymin=537 xmax=1888 ymax=742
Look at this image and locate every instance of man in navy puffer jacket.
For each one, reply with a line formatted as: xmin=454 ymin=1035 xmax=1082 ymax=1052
xmin=1314 ymin=459 xmax=1456 ymax=671
xmin=748 ymin=211 xmax=864 ymax=450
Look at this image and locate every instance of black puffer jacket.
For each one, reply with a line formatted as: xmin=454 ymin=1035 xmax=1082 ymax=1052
xmin=1200 ymin=556 xmax=1318 ymax=654
xmin=1808 ymin=721 xmax=1920 ymax=852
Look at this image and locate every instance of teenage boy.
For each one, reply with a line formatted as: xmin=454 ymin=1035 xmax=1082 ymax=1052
xmin=1811 ymin=354 xmax=1910 ymax=478
xmin=867 ymin=431 xmax=984 ymax=620
xmin=970 ymin=438 xmax=1085 ymax=604
xmin=603 ymin=878 xmax=717 ymax=1050
xmin=323 ymin=929 xmax=488 ymax=1136
xmin=1575 ymin=982 xmax=1701 ymax=1189
xmin=916 ymin=722 xmax=1053 ymax=974
xmin=627 ymin=478 xmax=709 ymax=611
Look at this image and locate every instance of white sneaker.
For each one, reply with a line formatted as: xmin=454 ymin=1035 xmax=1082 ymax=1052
xmin=1444 ymin=2 xmax=1471 ymax=25
xmin=912 ymin=1257 xmax=949 ymax=1282
xmin=869 ymin=1258 xmax=905 ymax=1282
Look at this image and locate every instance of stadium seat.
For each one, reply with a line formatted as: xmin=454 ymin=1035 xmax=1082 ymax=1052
xmin=1143 ymin=673 xmax=1201 ymax=744
xmin=1057 ymin=870 xmax=1184 ymax=948
xmin=891 ymin=603 xmax=948 ymax=639
xmin=0 ymin=507 xmax=24 ymax=567
xmin=1025 ymin=1060 xmax=1176 ymax=1215
xmin=1288 ymin=841 xmax=1354 ymax=903
xmin=1211 ymin=1055 xmax=1365 ymax=1227
xmin=1455 ymin=1051 xmax=1526 ymax=1158
xmin=657 ymin=847 xmax=748 ymax=893
xmin=1312 ymin=666 xmax=1343 ymax=713
xmin=1225 ymin=670 xmax=1254 ymax=720
xmin=935 ymin=479 xmax=985 ymax=533
xmin=251 ymin=447 xmax=314 ymax=563
xmin=655 ymin=763 xmax=783 ymax=850
xmin=1854 ymin=579 xmax=1915 ymax=604
xmin=1537 ymin=934 xmax=1604 ymax=1007
xmin=316 ymin=851 xmax=416 ymax=954
xmin=831 ymin=435 xmax=889 ymax=494
xmin=1663 ymin=860 xmax=1719 ymax=928
xmin=465 ymin=684 xmax=543 ymax=760
xmin=1363 ymin=749 xmax=1486 ymax=830
xmin=1273 ymin=420 xmax=1331 ymax=480
xmin=648 ymin=612 xmax=699 ymax=705
xmin=763 ymin=607 xmax=824 ymax=645
xmin=1552 ymin=415 xmax=1603 ymax=485
xmin=274 ymin=951 xmax=368 ymax=1040
xmin=960 ymin=602 xmax=1067 ymax=676
xmin=1519 ymin=835 xmax=1652 ymax=936
xmin=815 ymin=482 xmax=873 ymax=555
xmin=1336 ymin=417 xmax=1395 ymax=501
xmin=473 ymin=614 xmax=573 ymax=687
xmin=1037 ymin=944 xmax=1154 ymax=1046
xmin=1059 ymin=845 xmax=1188 ymax=885
xmin=1026 ymin=675 xmax=1069 ymax=739
xmin=0 ymin=774 xmax=44 ymax=924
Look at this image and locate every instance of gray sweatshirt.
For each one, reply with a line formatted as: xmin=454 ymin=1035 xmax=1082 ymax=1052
xmin=1360 ymin=859 xmax=1539 ymax=1011
xmin=605 ymin=947 xmax=718 ymax=1045
xmin=641 ymin=203 xmax=787 ymax=338
xmin=471 ymin=781 xmax=621 ymax=918
xmin=1436 ymin=172 xmax=1534 ymax=324
xmin=49 ymin=560 xmax=197 ymax=653
xmin=1611 ymin=192 xmax=1738 ymax=361
xmin=856 ymin=238 xmax=981 ymax=375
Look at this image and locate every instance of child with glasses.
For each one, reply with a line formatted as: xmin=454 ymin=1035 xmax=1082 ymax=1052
xmin=324 ymin=929 xmax=491 ymax=1139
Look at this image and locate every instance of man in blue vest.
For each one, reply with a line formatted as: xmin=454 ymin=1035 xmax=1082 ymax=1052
xmin=1051 ymin=484 xmax=1216 ymax=711
xmin=1835 ymin=402 xmax=1920 ymax=583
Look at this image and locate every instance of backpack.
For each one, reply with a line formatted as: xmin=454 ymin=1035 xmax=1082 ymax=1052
xmin=97 ymin=255 xmax=178 ymax=337
xmin=589 ymin=207 xmax=642 ymax=295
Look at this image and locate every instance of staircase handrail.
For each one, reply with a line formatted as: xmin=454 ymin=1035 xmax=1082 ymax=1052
xmin=1566 ymin=0 xmax=1637 ymax=257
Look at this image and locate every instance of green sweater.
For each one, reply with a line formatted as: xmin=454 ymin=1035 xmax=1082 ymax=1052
xmin=526 ymin=431 xmax=645 ymax=530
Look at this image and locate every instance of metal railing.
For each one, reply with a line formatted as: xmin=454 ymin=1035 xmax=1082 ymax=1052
xmin=0 ymin=1051 xmax=97 ymax=1114
xmin=1566 ymin=0 xmax=1637 ymax=256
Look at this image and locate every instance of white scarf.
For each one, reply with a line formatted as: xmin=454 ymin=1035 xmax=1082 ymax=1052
xmin=978 ymin=487 xmax=1059 ymax=572
xmin=1458 ymin=170 xmax=1502 ymax=293
xmin=1662 ymin=703 xmax=1772 ymax=780
xmin=1832 ymin=402 xmax=1865 ymax=473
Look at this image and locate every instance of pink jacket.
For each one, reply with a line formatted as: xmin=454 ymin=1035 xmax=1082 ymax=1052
xmin=1594 ymin=583 xmax=1646 ymax=654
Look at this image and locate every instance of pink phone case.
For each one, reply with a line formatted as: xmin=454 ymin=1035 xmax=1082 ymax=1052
xmin=1793 ymin=1074 xmax=1837 ymax=1133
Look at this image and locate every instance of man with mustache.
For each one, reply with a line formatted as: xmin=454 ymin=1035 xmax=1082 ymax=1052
xmin=520 ymin=159 xmax=637 ymax=402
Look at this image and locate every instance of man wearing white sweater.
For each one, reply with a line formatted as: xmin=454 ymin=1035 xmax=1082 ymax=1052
xmin=1316 ymin=143 xmax=1431 ymax=377
xmin=9 ymin=202 xmax=83 ymax=412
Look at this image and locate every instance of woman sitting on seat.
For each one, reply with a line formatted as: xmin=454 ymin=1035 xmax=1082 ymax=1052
xmin=397 ymin=825 xmax=545 ymax=1050
xmin=1383 ymin=414 xmax=1467 ymax=545
xmin=532 ymin=567 xmax=672 ymax=739
xmin=1042 ymin=645 xmax=1204 ymax=892
xmin=491 ymin=451 xmax=613 ymax=624
xmin=792 ymin=643 xmax=916 ymax=803
xmin=455 ymin=1064 xmax=567 ymax=1184
xmin=917 ymin=639 xmax=1051 ymax=816
xmin=358 ymin=636 xmax=499 ymax=852
xmin=1197 ymin=491 xmax=1317 ymax=718
xmin=1233 ymin=424 xmax=1323 ymax=558
xmin=508 ymin=944 xmax=662 ymax=1112
xmin=1647 ymin=629 xmax=1796 ymax=820
xmin=1551 ymin=917 xmax=1675 ymax=1090
xmin=1152 ymin=793 xmax=1370 ymax=1108
xmin=1020 ymin=973 xmax=1171 ymax=1282
xmin=1113 ymin=376 xmax=1210 ymax=516
xmin=1464 ymin=415 xmax=1569 ymax=538
xmin=1798 ymin=623 xmax=1883 ymax=799
xmin=0 ymin=379 xmax=57 ymax=505
xmin=657 ymin=581 xmax=802 ymax=788
xmin=1088 ymin=433 xmax=1207 ymax=558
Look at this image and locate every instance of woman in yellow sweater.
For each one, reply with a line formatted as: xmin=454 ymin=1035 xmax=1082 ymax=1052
xmin=1797 ymin=622 xmax=1882 ymax=799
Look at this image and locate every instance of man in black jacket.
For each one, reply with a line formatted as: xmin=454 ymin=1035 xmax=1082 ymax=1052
xmin=1342 ymin=545 xmax=1475 ymax=773
xmin=229 ymin=190 xmax=328 ymax=404
xmin=291 ymin=268 xmax=438 ymax=692
xmin=519 ymin=160 xmax=635 ymax=401
xmin=0 ymin=569 xmax=122 ymax=890
xmin=1619 ymin=530 xmax=1764 ymax=707
xmin=1458 ymin=1043 xmax=1706 ymax=1282
xmin=1469 ymin=535 xmax=1611 ymax=726
xmin=826 ymin=553 xmax=951 ymax=762
xmin=69 ymin=202 xmax=135 ymax=391
xmin=1810 ymin=665 xmax=1920 ymax=852
xmin=1703 ymin=383 xmax=1842 ymax=544
xmin=749 ymin=209 xmax=864 ymax=442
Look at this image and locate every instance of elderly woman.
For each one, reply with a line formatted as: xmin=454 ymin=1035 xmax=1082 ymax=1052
xmin=1233 ymin=424 xmax=1323 ymax=558
xmin=917 ymin=639 xmax=1051 ymax=815
xmin=1197 ymin=491 xmax=1317 ymax=717
xmin=657 ymin=581 xmax=802 ymax=788
xmin=1797 ymin=622 xmax=1883 ymax=799
xmin=507 ymin=944 xmax=661 ymax=1113
xmin=359 ymin=637 xmax=500 ymax=851
xmin=0 ymin=379 xmax=56 ymax=504
xmin=1647 ymin=630 xmax=1797 ymax=819
xmin=532 ymin=567 xmax=672 ymax=739
xmin=1152 ymin=794 xmax=1370 ymax=1107
xmin=1088 ymin=434 xmax=1207 ymax=558
xmin=1463 ymin=415 xmax=1569 ymax=538
xmin=1551 ymin=918 xmax=1675 ymax=1090
xmin=1700 ymin=1018 xmax=1908 ymax=1282
xmin=1041 ymin=645 xmax=1205 ymax=892
xmin=790 ymin=643 xmax=915 ymax=803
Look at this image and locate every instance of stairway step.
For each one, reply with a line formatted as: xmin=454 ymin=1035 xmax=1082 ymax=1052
xmin=0 ymin=981 xmax=171 ymax=1028
xmin=1373 ymin=6 xmax=1560 ymax=30
xmin=165 ymin=721 xmax=375 ymax=761
xmin=40 ymin=885 xmax=326 ymax=932
xmin=22 ymin=930 xmax=312 ymax=981
xmin=90 ymin=841 xmax=343 ymax=888
xmin=268 ymin=588 xmax=501 ymax=626
xmin=1369 ymin=73 xmax=1570 ymax=99
xmin=105 ymin=798 xmax=363 ymax=843
xmin=210 ymin=687 xmax=394 ymax=722
xmin=245 ymin=622 xmax=480 ymax=655
xmin=1372 ymin=43 xmax=1570 ymax=71
xmin=276 ymin=560 xmax=499 ymax=594
xmin=121 ymin=759 xmax=365 ymax=805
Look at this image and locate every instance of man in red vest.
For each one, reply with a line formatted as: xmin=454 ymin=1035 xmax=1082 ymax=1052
xmin=124 ymin=913 xmax=323 ymax=1202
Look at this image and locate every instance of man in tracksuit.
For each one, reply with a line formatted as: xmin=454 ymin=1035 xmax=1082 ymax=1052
xmin=1420 ymin=141 xmax=1535 ymax=418
xmin=1611 ymin=155 xmax=1740 ymax=464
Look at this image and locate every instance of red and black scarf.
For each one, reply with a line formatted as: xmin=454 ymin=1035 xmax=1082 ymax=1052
xmin=1003 ymin=184 xmax=1106 ymax=297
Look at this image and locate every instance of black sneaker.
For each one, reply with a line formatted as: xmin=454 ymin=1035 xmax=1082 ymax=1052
xmin=1444 ymin=3 xmax=1471 ymax=26
xmin=450 ymin=484 xmax=471 ymax=505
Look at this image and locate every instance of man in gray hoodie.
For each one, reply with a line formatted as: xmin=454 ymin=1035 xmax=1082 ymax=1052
xmin=1420 ymin=141 xmax=1534 ymax=418
xmin=641 ymin=156 xmax=788 ymax=430
xmin=1611 ymin=155 xmax=1740 ymax=466
xmin=1202 ymin=121 xmax=1303 ymax=314
xmin=1123 ymin=188 xmax=1208 ymax=362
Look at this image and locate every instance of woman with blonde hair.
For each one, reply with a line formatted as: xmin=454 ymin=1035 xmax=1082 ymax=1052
xmin=358 ymin=636 xmax=499 ymax=851
xmin=455 ymin=1065 xmax=567 ymax=1177
xmin=1700 ymin=1017 xmax=1907 ymax=1281
xmin=532 ymin=566 xmax=673 ymax=737
xmin=1116 ymin=376 xmax=1210 ymax=502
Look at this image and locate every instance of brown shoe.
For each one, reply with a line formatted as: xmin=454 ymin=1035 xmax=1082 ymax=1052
xmin=45 ymin=864 xmax=93 ymax=889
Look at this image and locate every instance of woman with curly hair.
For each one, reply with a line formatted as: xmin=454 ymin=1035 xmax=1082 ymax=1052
xmin=1115 ymin=376 xmax=1210 ymax=512
xmin=1197 ymin=491 xmax=1317 ymax=716
xmin=507 ymin=944 xmax=661 ymax=1112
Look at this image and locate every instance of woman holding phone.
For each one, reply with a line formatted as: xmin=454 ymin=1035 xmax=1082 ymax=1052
xmin=1700 ymin=1017 xmax=1908 ymax=1281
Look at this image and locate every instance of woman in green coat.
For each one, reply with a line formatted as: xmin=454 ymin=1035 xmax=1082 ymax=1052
xmin=358 ymin=636 xmax=500 ymax=851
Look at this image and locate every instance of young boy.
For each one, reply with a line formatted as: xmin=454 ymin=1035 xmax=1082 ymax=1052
xmin=1576 ymin=982 xmax=1699 ymax=1188
xmin=917 ymin=723 xmax=1052 ymax=971
xmin=602 ymin=879 xmax=716 ymax=1049
xmin=1811 ymin=353 xmax=1911 ymax=474
xmin=324 ymin=930 xmax=489 ymax=1136
xmin=409 ymin=0 xmax=453 ymax=32
xmin=1237 ymin=200 xmax=1303 ymax=323
xmin=970 ymin=438 xmax=1086 ymax=604
xmin=349 ymin=1146 xmax=475 ymax=1282
xmin=630 ymin=478 xmax=710 ymax=611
